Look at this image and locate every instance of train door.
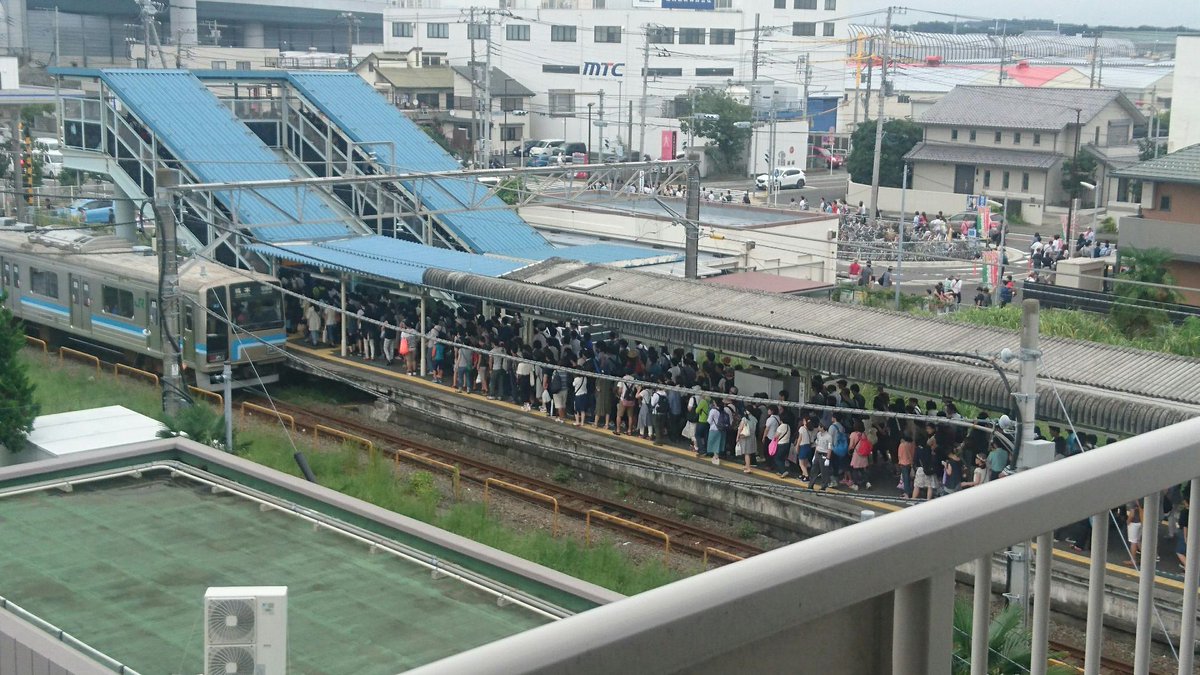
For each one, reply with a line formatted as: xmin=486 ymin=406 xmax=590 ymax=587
xmin=146 ymin=293 xmax=159 ymax=351
xmin=182 ymin=304 xmax=196 ymax=365
xmin=0 ymin=257 xmax=11 ymax=311
xmin=69 ymin=274 xmax=92 ymax=330
xmin=206 ymin=288 xmax=229 ymax=363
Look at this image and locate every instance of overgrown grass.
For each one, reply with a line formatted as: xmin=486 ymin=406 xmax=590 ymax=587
xmin=944 ymin=305 xmax=1200 ymax=358
xmin=24 ymin=350 xmax=692 ymax=596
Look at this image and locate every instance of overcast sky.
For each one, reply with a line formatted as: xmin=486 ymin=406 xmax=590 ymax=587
xmin=849 ymin=1 xmax=1200 ymax=30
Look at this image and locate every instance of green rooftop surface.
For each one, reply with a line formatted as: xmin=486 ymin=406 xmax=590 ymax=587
xmin=0 ymin=475 xmax=551 ymax=674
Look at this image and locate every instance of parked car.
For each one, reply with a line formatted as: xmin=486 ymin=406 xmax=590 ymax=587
xmin=527 ymin=139 xmax=565 ymax=157
xmin=754 ymin=167 xmax=806 ymax=190
xmin=513 ymin=139 xmax=539 ymax=157
xmin=809 ymin=145 xmax=844 ymax=169
xmin=53 ymin=198 xmax=113 ymax=223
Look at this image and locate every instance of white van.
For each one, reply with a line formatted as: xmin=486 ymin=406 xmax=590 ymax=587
xmin=41 ymin=149 xmax=64 ymax=178
xmin=34 ymin=137 xmax=61 ymax=152
xmin=528 ymin=139 xmax=565 ymax=157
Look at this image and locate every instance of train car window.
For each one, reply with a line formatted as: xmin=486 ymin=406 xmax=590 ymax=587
xmin=2 ymin=262 xmax=9 ymax=286
xmin=230 ymin=283 xmax=283 ymax=330
xmin=82 ymin=281 xmax=90 ymax=307
xmin=101 ymin=285 xmax=135 ymax=319
xmin=29 ymin=268 xmax=59 ymax=299
xmin=206 ymin=288 xmax=229 ymax=363
xmin=149 ymin=299 xmax=158 ymax=325
xmin=184 ymin=306 xmax=193 ymax=332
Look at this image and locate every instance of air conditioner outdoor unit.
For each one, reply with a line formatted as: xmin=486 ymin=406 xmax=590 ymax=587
xmin=204 ymin=586 xmax=288 ymax=675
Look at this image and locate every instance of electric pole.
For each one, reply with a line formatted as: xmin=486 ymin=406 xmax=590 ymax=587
xmin=597 ymin=89 xmax=607 ymax=163
xmin=467 ymin=7 xmax=479 ymax=167
xmin=482 ymin=10 xmax=494 ymax=166
xmin=638 ymin=25 xmax=653 ymax=162
xmin=339 ymin=12 xmax=360 ymax=69
xmin=998 ymin=25 xmax=1008 ymax=85
xmin=1089 ymin=32 xmax=1099 ymax=88
xmin=750 ymin=14 xmax=760 ymax=82
xmin=11 ymin=109 xmax=24 ymax=222
xmin=154 ymin=169 xmax=187 ymax=417
xmin=868 ymin=5 xmax=893 ymax=229
xmin=685 ymin=165 xmax=700 ymax=279
xmin=801 ymin=55 xmax=811 ymax=124
xmin=628 ymin=100 xmax=634 ymax=160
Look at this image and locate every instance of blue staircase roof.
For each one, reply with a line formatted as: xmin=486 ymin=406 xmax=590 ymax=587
xmin=98 ymin=69 xmax=356 ymax=243
xmin=283 ymin=72 xmax=552 ymax=255
xmin=248 ymin=236 xmax=529 ymax=285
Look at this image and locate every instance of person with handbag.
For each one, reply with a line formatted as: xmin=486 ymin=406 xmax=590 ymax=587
xmin=735 ymin=406 xmax=758 ymax=474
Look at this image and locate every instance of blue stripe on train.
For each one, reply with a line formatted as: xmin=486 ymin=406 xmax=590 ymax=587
xmin=91 ymin=314 xmax=148 ymax=338
xmin=19 ymin=296 xmax=70 ymax=317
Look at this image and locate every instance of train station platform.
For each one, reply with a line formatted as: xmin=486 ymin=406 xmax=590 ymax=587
xmin=282 ymin=338 xmax=1192 ymax=629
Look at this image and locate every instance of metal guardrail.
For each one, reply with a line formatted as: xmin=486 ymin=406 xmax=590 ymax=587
xmin=187 ymin=386 xmax=223 ymax=407
xmin=239 ymin=401 xmax=295 ymax=431
xmin=484 ymin=478 xmax=559 ymax=537
xmin=0 ymin=595 xmax=142 ymax=675
xmin=585 ymin=509 xmax=670 ymax=565
xmin=392 ymin=449 xmax=461 ymax=500
xmin=114 ymin=363 xmax=159 ymax=386
xmin=702 ymin=547 xmax=744 ymax=567
xmin=23 ymin=335 xmax=47 ymax=353
xmin=313 ymin=424 xmax=375 ymax=460
xmin=58 ymin=347 xmax=100 ymax=373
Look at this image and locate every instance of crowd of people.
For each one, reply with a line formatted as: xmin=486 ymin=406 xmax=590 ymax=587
xmin=279 ymin=272 xmax=1195 ymax=568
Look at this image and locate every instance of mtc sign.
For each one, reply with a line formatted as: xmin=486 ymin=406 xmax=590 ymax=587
xmin=583 ymin=62 xmax=625 ymax=77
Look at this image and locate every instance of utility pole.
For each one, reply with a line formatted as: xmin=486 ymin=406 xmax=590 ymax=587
xmin=11 ymin=109 xmax=24 ymax=222
xmin=750 ymin=13 xmax=761 ymax=82
xmin=154 ymin=169 xmax=186 ymax=418
xmin=339 ymin=12 xmax=359 ymax=69
xmin=862 ymin=47 xmax=873 ymax=123
xmin=468 ymin=7 xmax=479 ymax=167
xmin=767 ymin=98 xmax=778 ymax=206
xmin=684 ymin=165 xmax=700 ymax=279
xmin=1089 ymin=32 xmax=1099 ymax=88
xmin=52 ymin=7 xmax=59 ymax=68
xmin=482 ymin=10 xmax=494 ymax=166
xmin=998 ymin=25 xmax=1007 ymax=85
xmin=628 ymin=100 xmax=634 ymax=160
xmin=597 ymin=89 xmax=606 ymax=164
xmin=138 ymin=0 xmax=168 ymax=68
xmin=868 ymin=5 xmax=893 ymax=229
xmin=638 ymin=25 xmax=652 ymax=162
xmin=801 ymin=55 xmax=811 ymax=124
xmin=895 ymin=163 xmax=907 ymax=311
xmin=1066 ymin=107 xmax=1082 ymax=252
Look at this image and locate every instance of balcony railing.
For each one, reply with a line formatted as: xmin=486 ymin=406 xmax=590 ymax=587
xmin=408 ymin=411 xmax=1200 ymax=675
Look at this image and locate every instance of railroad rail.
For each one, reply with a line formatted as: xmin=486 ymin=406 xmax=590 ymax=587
xmin=1048 ymin=639 xmax=1139 ymax=675
xmin=250 ymin=396 xmax=764 ymax=564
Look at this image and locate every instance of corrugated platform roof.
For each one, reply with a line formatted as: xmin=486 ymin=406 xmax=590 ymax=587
xmin=502 ymin=260 xmax=1200 ymax=412
xmin=98 ymin=69 xmax=356 ymax=243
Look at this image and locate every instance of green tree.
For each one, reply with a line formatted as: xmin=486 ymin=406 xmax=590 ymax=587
xmin=846 ymin=118 xmax=923 ymax=187
xmin=678 ymin=89 xmax=751 ymax=172
xmin=952 ymin=600 xmax=1075 ymax=675
xmin=0 ymin=293 xmax=38 ymax=451
xmin=1109 ymin=247 xmax=1182 ymax=338
xmin=1060 ymin=154 xmax=1097 ymax=202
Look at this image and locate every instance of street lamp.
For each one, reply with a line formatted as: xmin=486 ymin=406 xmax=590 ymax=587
xmin=1080 ymin=180 xmax=1099 ymax=256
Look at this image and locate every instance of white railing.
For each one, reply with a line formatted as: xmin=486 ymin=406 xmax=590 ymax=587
xmin=406 ymin=416 xmax=1200 ymax=675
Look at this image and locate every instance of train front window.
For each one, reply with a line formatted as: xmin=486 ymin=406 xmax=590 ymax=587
xmin=230 ymin=282 xmax=283 ymax=331
xmin=206 ymin=288 xmax=229 ymax=362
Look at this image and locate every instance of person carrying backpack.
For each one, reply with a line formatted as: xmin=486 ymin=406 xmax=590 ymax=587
xmin=706 ymin=398 xmax=730 ymax=466
xmin=652 ymin=383 xmax=670 ymax=446
xmin=829 ymin=415 xmax=850 ymax=487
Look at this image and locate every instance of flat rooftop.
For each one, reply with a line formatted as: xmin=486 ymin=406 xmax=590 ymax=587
xmin=0 ymin=442 xmax=612 ymax=673
xmin=560 ymin=191 xmax=824 ymax=229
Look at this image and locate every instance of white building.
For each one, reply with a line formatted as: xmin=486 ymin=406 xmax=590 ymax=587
xmin=1169 ymin=35 xmax=1200 ymax=154
xmin=382 ymin=0 xmax=848 ymax=164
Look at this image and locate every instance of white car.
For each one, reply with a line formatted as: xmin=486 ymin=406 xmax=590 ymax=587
xmin=528 ymin=139 xmax=565 ymax=157
xmin=755 ymin=167 xmax=807 ymax=190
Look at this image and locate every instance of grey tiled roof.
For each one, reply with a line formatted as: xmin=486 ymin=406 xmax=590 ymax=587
xmin=450 ymin=66 xmax=535 ymax=96
xmin=916 ymin=86 xmax=1143 ymax=131
xmin=1113 ymin=144 xmax=1200 ymax=185
xmin=904 ymin=142 xmax=1064 ymax=169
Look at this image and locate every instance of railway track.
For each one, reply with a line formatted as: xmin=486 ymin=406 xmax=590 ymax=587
xmin=1049 ymin=639 xmax=1138 ymax=675
xmin=251 ymin=395 xmax=765 ymax=565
